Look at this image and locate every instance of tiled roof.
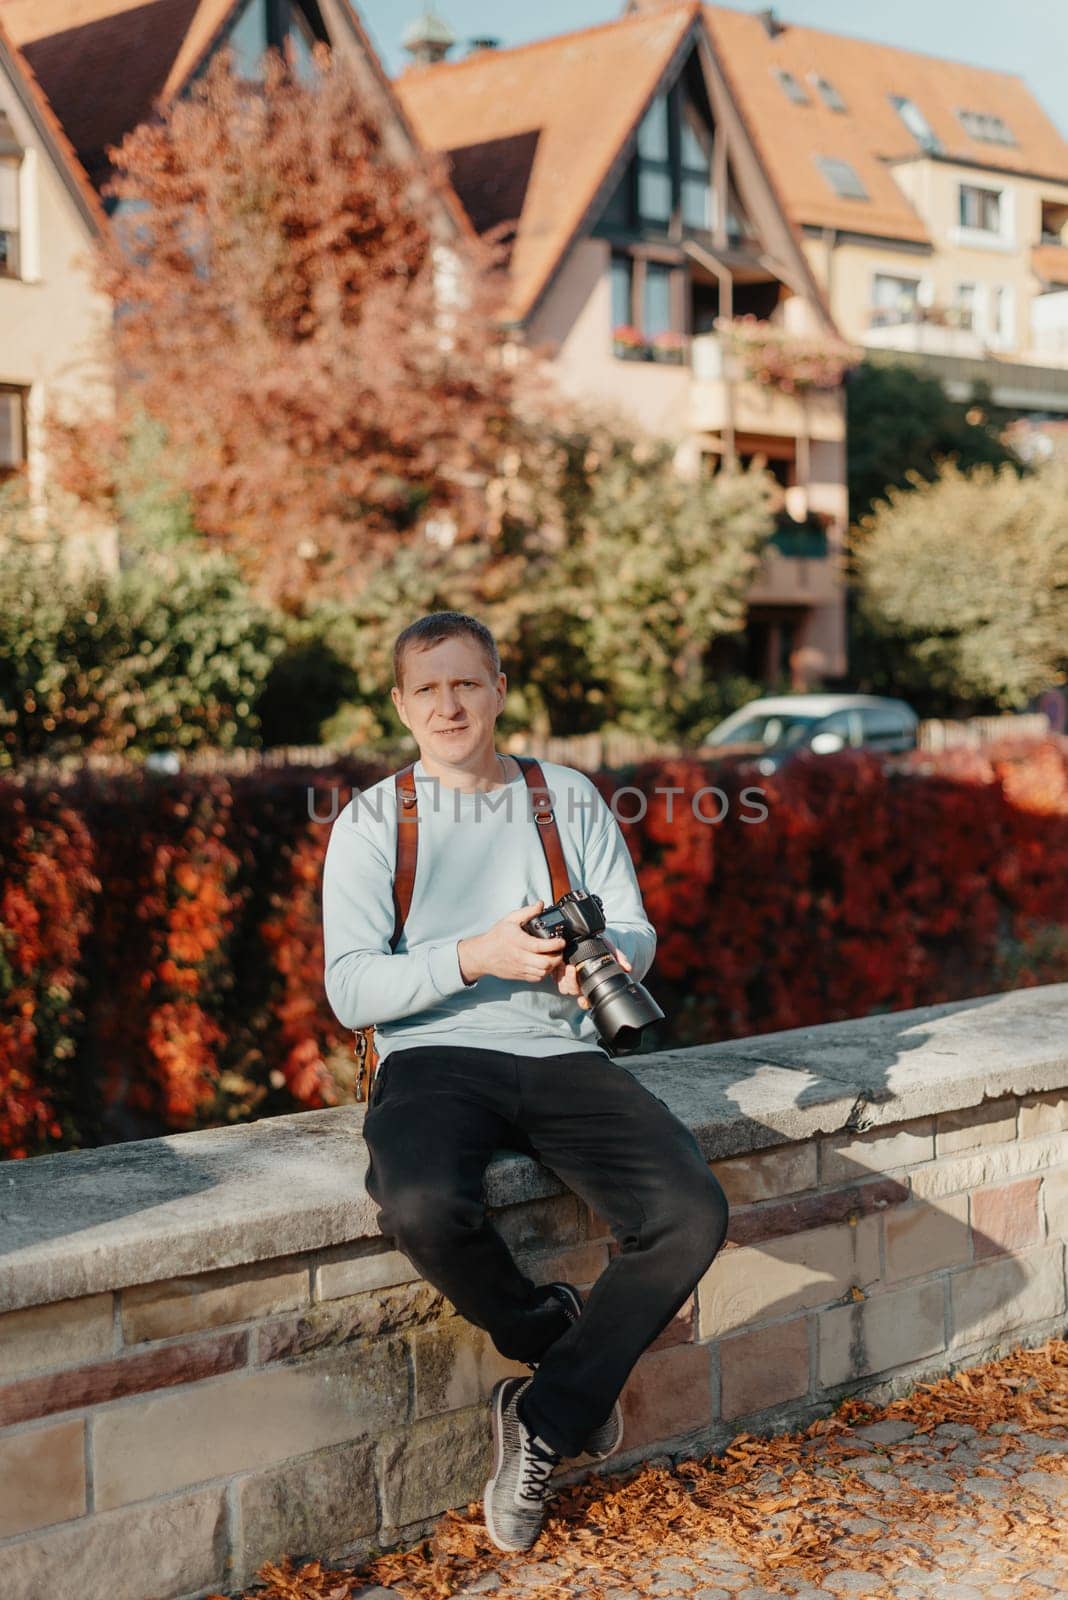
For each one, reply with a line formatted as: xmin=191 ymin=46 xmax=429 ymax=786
xmin=0 ymin=0 xmax=201 ymax=188
xmin=394 ymin=5 xmax=701 ymax=322
xmin=0 ymin=0 xmax=472 ymax=245
xmin=0 ymin=11 xmax=108 ymax=231
xmin=1032 ymin=242 xmax=1068 ymax=287
xmin=701 ymin=4 xmax=1068 ymax=243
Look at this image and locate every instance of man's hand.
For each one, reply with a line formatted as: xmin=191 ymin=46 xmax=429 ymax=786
xmin=548 ymin=944 xmax=632 ymax=1011
xmin=457 ymin=901 xmax=566 ymax=985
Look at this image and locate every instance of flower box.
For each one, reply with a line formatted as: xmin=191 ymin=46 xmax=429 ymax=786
xmin=612 ymin=323 xmax=650 ymax=361
xmin=714 ymin=315 xmax=860 ymax=394
xmin=650 ymin=332 xmax=686 ymax=365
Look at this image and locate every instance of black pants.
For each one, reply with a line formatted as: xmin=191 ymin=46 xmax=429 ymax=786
xmin=362 ymin=1044 xmax=729 ymax=1459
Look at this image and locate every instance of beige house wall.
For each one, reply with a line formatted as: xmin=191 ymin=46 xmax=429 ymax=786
xmin=804 ymin=158 xmax=1068 ymax=363
xmin=0 ymin=64 xmax=113 ymax=532
xmin=527 ymin=237 xmax=694 ymax=438
xmin=527 ymin=237 xmax=848 ymax=683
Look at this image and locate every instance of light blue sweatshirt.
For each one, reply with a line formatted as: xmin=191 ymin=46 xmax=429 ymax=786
xmin=321 ymin=758 xmax=657 ymax=1062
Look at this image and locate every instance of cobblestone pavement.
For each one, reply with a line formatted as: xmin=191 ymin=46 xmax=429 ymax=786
xmin=439 ymin=1417 xmax=1067 ymax=1600
xmin=243 ymin=1342 xmax=1068 ymax=1600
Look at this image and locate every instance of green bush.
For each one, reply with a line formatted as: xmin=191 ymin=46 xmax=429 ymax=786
xmin=850 ymin=460 xmax=1068 ymax=712
xmin=0 ymin=484 xmax=286 ymax=767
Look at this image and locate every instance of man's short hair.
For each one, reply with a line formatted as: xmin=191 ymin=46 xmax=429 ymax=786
xmin=393 ymin=611 xmax=501 ymax=690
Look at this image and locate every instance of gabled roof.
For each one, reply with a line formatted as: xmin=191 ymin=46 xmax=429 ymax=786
xmin=701 ymin=4 xmax=1068 ymax=245
xmin=0 ymin=0 xmax=201 ymax=188
xmin=394 ymin=4 xmax=702 ymax=323
xmin=0 ymin=0 xmax=467 ymax=244
xmin=0 ymin=12 xmax=108 ymax=233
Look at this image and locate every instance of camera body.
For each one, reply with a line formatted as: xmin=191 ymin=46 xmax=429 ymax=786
xmin=522 ymin=889 xmax=665 ymax=1056
xmin=524 ymin=889 xmax=607 ymax=947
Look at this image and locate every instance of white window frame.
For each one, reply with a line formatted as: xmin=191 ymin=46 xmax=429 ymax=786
xmin=869 ymin=270 xmax=922 ymax=325
xmin=0 ymin=382 xmax=29 ymax=478
xmin=18 ymin=146 xmax=40 ymax=282
xmin=952 ymin=179 xmax=1015 ymax=252
xmin=953 ymin=281 xmax=980 ymax=333
xmin=0 ymin=151 xmax=20 ymax=280
xmin=988 ymin=284 xmax=1015 ymax=349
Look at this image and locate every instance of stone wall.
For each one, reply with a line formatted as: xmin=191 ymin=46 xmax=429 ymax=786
xmin=0 ymin=985 xmax=1066 ymax=1600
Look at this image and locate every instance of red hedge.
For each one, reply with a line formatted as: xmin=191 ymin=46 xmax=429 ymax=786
xmin=1 ymin=737 xmax=1066 ymax=1157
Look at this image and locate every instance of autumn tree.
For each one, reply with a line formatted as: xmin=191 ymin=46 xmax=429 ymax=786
xmin=86 ymin=47 xmax=513 ymax=605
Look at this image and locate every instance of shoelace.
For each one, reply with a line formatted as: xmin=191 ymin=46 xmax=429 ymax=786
xmin=519 ymin=1429 xmax=560 ymax=1502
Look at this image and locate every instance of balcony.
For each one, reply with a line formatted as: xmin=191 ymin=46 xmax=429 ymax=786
xmin=689 ymin=332 xmax=845 ymax=442
xmin=862 ymin=307 xmax=986 ymax=360
xmin=748 ymin=513 xmax=839 ymax=606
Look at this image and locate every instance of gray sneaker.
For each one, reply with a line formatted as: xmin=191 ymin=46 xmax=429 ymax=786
xmin=483 ymin=1375 xmax=562 ymax=1553
xmin=525 ymin=1283 xmax=625 ymax=1461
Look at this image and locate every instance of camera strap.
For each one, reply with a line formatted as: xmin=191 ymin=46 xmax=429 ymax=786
xmin=353 ymin=755 xmax=573 ymax=1101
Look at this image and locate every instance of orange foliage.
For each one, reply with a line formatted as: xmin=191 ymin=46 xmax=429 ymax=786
xmin=2 ymin=737 xmax=1067 ymax=1155
xmin=67 ymin=47 xmax=514 ymax=606
xmin=0 ymin=787 xmax=98 ymax=1157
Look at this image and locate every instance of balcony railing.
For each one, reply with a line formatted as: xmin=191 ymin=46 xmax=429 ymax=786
xmin=689 ymin=331 xmax=846 ymax=442
xmin=770 ymin=515 xmax=829 ymax=559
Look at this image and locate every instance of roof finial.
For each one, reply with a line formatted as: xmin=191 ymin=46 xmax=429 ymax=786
xmin=402 ymin=5 xmax=456 ymax=67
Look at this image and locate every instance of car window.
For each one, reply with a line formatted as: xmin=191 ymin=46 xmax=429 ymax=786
xmin=859 ymin=707 xmax=913 ymax=747
xmin=812 ymin=710 xmax=856 ymax=744
xmin=710 ymin=712 xmax=821 ymax=748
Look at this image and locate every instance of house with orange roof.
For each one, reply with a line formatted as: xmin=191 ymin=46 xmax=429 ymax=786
xmin=395 ymin=3 xmax=851 ymax=688
xmin=0 ymin=0 xmax=466 ymax=528
xmin=0 ymin=16 xmax=111 ymax=521
xmin=697 ymin=4 xmax=1068 ymax=422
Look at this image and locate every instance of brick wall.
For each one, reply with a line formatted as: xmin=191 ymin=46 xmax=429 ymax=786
xmin=0 ymin=1084 xmax=1065 ymax=1600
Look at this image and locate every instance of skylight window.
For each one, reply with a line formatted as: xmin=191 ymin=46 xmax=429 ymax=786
xmin=775 ymin=69 xmax=810 ymax=106
xmin=814 ymin=154 xmax=869 ymax=201
xmin=889 ymin=94 xmax=943 ymax=154
xmin=957 ymin=109 xmax=1016 ymax=146
xmin=811 ymin=74 xmax=847 ymax=112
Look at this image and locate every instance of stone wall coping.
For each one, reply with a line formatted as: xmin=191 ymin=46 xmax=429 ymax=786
xmin=1 ymin=984 xmax=1065 ymax=1314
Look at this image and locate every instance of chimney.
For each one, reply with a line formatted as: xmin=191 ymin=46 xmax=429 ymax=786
xmin=401 ymin=6 xmax=456 ymax=67
xmin=757 ymin=8 xmax=785 ymax=39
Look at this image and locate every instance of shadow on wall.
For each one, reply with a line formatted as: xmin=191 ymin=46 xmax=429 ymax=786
xmin=585 ymin=986 xmax=1037 ymax=1373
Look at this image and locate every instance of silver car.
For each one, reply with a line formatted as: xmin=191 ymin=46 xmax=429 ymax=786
xmin=698 ymin=693 xmax=919 ymax=775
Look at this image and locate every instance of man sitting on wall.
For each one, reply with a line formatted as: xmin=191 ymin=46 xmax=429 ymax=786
xmin=321 ymin=610 xmax=729 ymax=1552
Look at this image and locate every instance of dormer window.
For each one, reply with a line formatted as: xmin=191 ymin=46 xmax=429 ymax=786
xmin=775 ymin=68 xmax=810 ymax=105
xmin=814 ymin=154 xmax=868 ymax=201
xmin=889 ymin=94 xmax=943 ymax=154
xmin=811 ymin=75 xmax=847 ymax=112
xmin=957 ymin=109 xmax=1016 ymax=146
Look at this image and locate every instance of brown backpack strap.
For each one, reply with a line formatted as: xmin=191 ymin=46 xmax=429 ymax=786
xmin=515 ymin=755 xmax=573 ymax=903
xmin=392 ymin=762 xmax=419 ymax=950
xmin=358 ymin=756 xmax=572 ymax=1103
xmin=355 ymin=762 xmax=419 ymax=1104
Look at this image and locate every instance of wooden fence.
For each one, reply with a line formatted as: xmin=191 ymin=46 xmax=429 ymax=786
xmin=4 ymin=712 xmax=1053 ymax=786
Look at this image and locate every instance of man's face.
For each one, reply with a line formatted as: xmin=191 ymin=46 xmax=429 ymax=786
xmin=391 ymin=636 xmax=506 ymax=768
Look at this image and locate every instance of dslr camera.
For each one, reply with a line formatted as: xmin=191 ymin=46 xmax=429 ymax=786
xmin=523 ymin=889 xmax=665 ymax=1055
